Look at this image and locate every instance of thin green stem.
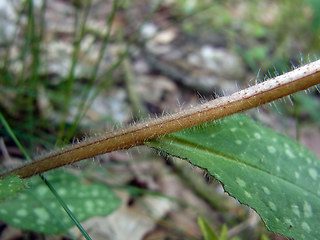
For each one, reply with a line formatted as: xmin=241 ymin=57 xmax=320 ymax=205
xmin=56 ymin=0 xmax=92 ymax=146
xmin=123 ymin=56 xmax=147 ymax=120
xmin=17 ymin=2 xmax=30 ymax=87
xmin=25 ymin=0 xmax=37 ymax=144
xmin=39 ymin=174 xmax=92 ymax=240
xmin=0 ymin=112 xmax=32 ymax=162
xmin=63 ymin=0 xmax=119 ymax=143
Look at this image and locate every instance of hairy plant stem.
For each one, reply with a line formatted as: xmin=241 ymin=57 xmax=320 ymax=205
xmin=3 ymin=60 xmax=320 ymax=179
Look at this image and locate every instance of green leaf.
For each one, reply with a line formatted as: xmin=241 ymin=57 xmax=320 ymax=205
xmin=148 ymin=114 xmax=320 ymax=240
xmin=0 ymin=175 xmax=26 ymax=201
xmin=220 ymin=225 xmax=227 ymax=240
xmin=0 ymin=170 xmax=120 ymax=234
xmin=260 ymin=233 xmax=270 ymax=240
xmin=198 ymin=216 xmax=219 ymax=240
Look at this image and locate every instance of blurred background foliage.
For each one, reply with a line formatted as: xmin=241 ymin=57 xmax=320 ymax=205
xmin=1 ymin=0 xmax=320 ymax=149
xmin=174 ymin=0 xmax=320 ymax=72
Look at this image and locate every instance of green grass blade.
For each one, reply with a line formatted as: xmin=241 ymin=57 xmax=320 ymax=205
xmin=64 ymin=0 xmax=119 ymax=142
xmin=198 ymin=216 xmax=219 ymax=240
xmin=148 ymin=114 xmax=320 ymax=239
xmin=39 ymin=174 xmax=92 ymax=239
xmin=56 ymin=0 xmax=92 ymax=146
xmin=0 ymin=112 xmax=32 ymax=162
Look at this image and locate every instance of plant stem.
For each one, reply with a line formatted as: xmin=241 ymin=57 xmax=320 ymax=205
xmin=63 ymin=0 xmax=119 ymax=143
xmin=2 ymin=60 xmax=320 ymax=179
xmin=123 ymin=56 xmax=147 ymax=119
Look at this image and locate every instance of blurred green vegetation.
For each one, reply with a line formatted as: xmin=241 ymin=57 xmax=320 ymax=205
xmin=173 ymin=0 xmax=320 ymax=73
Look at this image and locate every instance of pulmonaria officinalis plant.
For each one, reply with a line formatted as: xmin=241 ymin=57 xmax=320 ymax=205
xmin=1 ymin=60 xmax=320 ymax=239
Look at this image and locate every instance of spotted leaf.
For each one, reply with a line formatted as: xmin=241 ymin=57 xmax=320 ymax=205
xmin=0 ymin=175 xmax=26 ymax=201
xmin=148 ymin=114 xmax=320 ymax=240
xmin=0 ymin=171 xmax=120 ymax=234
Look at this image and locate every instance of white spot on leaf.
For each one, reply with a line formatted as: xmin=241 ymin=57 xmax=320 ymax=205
xmin=262 ymin=186 xmax=270 ymax=195
xmin=303 ymin=201 xmax=313 ymax=218
xmin=34 ymin=208 xmax=50 ymax=222
xmin=85 ymin=200 xmax=94 ymax=210
xmin=69 ymin=206 xmax=75 ymax=212
xmin=301 ymin=222 xmax=311 ymax=232
xmin=267 ymin=146 xmax=276 ymax=154
xmin=236 ymin=178 xmax=246 ymax=187
xmin=308 ymin=168 xmax=318 ymax=180
xmin=284 ymin=218 xmax=293 ymax=226
xmin=294 ymin=171 xmax=300 ymax=179
xmin=244 ymin=191 xmax=252 ymax=198
xmin=18 ymin=194 xmax=27 ymax=200
xmin=36 ymin=186 xmax=47 ymax=196
xmin=91 ymin=189 xmax=99 ymax=197
xmin=13 ymin=218 xmax=21 ymax=223
xmin=268 ymin=201 xmax=277 ymax=211
xmin=285 ymin=149 xmax=295 ymax=159
xmin=306 ymin=158 xmax=312 ymax=164
xmin=49 ymin=202 xmax=57 ymax=209
xmin=16 ymin=209 xmax=27 ymax=217
xmin=254 ymin=132 xmax=261 ymax=139
xmin=57 ymin=188 xmax=67 ymax=196
xmin=235 ymin=140 xmax=242 ymax=145
xmin=291 ymin=205 xmax=300 ymax=217
xmin=97 ymin=199 xmax=105 ymax=206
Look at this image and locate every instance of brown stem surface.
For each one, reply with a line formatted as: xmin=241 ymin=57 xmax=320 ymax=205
xmin=3 ymin=60 xmax=320 ymax=179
